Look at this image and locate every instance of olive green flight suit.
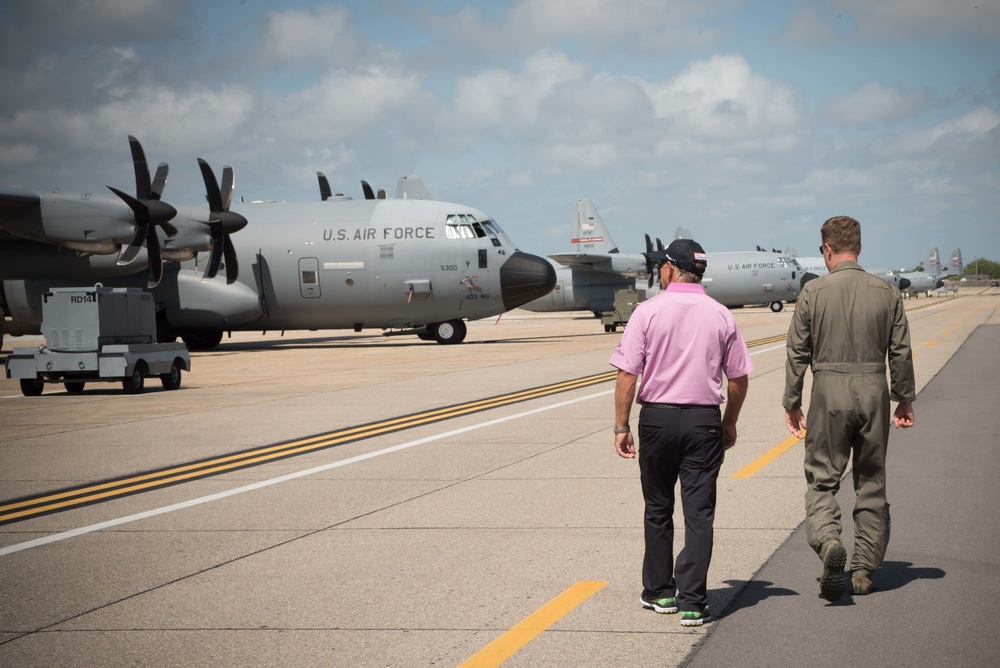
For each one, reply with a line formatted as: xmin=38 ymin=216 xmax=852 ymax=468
xmin=783 ymin=261 xmax=915 ymax=575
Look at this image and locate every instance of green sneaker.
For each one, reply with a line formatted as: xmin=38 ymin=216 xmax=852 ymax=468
xmin=680 ymin=608 xmax=711 ymax=627
xmin=640 ymin=594 xmax=678 ymax=614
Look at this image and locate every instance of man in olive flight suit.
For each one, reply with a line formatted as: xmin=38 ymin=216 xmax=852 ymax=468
xmin=783 ymin=215 xmax=916 ymax=602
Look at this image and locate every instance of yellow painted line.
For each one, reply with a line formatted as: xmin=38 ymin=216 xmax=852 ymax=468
xmin=925 ymin=340 xmax=938 ymax=348
xmin=2 ymin=334 xmax=785 ymax=524
xmin=459 ymin=581 xmax=608 ymax=668
xmin=730 ymin=434 xmax=802 ymax=478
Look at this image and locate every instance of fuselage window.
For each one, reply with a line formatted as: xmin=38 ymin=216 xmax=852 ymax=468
xmin=471 ymin=222 xmax=487 ymax=238
xmin=302 ymin=270 xmax=318 ymax=285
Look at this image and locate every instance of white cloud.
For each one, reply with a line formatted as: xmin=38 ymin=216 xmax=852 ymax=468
xmin=893 ymin=105 xmax=1000 ymax=154
xmin=824 ymin=82 xmax=928 ymax=126
xmin=432 ymin=0 xmax=721 ymax=54
xmin=643 ymin=55 xmax=803 ymax=144
xmin=839 ymin=0 xmax=1000 ymax=39
xmin=454 ymin=50 xmax=586 ymax=127
xmin=265 ymin=71 xmax=424 ymax=142
xmin=258 ymin=6 xmax=363 ymax=69
xmin=0 ymin=85 xmax=254 ymax=154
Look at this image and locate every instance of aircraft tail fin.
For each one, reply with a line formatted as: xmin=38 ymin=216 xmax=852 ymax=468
xmin=923 ymin=247 xmax=941 ymax=274
xmin=395 ymin=175 xmax=431 ymax=200
xmin=946 ymin=248 xmax=963 ymax=275
xmin=674 ymin=227 xmax=693 ymax=241
xmin=571 ymin=199 xmax=618 ymax=253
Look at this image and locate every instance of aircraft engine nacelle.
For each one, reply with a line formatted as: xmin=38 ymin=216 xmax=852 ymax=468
xmin=29 ymin=191 xmax=135 ymax=255
xmin=156 ymin=266 xmax=263 ymax=330
xmin=160 ymin=225 xmax=212 ymax=262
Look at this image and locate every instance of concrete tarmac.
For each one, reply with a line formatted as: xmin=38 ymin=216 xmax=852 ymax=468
xmin=687 ymin=322 xmax=1000 ymax=668
xmin=1 ymin=288 xmax=998 ymax=667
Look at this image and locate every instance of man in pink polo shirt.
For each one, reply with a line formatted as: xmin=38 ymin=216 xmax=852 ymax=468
xmin=610 ymin=238 xmax=753 ymax=627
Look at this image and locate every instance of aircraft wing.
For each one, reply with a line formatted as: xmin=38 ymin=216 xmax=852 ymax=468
xmin=0 ymin=188 xmax=42 ymax=238
xmin=548 ymin=252 xmax=618 ymax=267
xmin=548 ymin=251 xmax=648 ymax=277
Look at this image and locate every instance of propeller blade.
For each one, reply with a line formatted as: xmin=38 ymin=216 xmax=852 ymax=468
xmin=127 ymin=135 xmax=152 ymax=201
xmin=196 ymin=157 xmax=247 ymax=282
xmin=151 ymin=163 xmax=168 ymax=200
xmin=197 ymin=158 xmax=224 ymax=212
xmin=111 ymin=137 xmax=177 ymax=270
xmin=223 ymin=234 xmax=239 ymax=284
xmin=109 ymin=185 xmax=148 ymax=265
xmin=317 ymin=172 xmax=332 ymax=201
xmin=203 ymin=230 xmax=224 ymax=280
xmin=220 ymin=165 xmax=234 ymax=211
xmin=146 ymin=224 xmax=163 ymax=288
xmin=361 ymin=180 xmax=375 ymax=200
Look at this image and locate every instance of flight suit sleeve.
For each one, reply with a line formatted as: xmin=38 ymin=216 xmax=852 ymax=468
xmin=783 ymin=289 xmax=812 ymax=410
xmin=887 ymin=291 xmax=916 ymax=402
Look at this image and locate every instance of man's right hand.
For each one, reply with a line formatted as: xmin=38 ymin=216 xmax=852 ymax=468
xmin=785 ymin=407 xmax=807 ymax=439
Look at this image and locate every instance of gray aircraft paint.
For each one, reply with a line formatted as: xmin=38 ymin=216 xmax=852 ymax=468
xmin=523 ymin=199 xmax=805 ymax=314
xmin=0 ymin=138 xmax=556 ymax=348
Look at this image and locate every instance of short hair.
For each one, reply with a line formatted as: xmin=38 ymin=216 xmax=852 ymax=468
xmin=821 ymin=216 xmax=862 ymax=255
xmin=662 ymin=263 xmax=703 ymax=284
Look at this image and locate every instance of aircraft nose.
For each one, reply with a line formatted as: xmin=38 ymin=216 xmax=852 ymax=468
xmin=499 ymin=251 xmax=557 ymax=310
xmin=801 ymin=272 xmax=820 ymax=288
xmin=898 ymin=277 xmax=912 ymax=290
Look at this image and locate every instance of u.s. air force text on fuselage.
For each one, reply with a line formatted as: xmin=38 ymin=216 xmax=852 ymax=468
xmin=323 ymin=226 xmax=436 ymax=242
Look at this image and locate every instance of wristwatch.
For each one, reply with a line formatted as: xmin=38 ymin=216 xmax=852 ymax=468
xmin=613 ymin=426 xmax=630 ymax=434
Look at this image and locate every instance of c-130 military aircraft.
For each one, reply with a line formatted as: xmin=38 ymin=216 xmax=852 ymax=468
xmin=0 ymin=137 xmax=556 ymax=350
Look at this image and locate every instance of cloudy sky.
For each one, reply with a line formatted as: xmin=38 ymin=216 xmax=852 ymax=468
xmin=1 ymin=0 xmax=998 ymax=270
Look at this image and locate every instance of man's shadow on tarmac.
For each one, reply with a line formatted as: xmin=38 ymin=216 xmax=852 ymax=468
xmin=716 ymin=561 xmax=945 ymax=615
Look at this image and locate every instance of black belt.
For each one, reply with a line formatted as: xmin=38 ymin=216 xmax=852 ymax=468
xmin=642 ymin=402 xmax=717 ymax=409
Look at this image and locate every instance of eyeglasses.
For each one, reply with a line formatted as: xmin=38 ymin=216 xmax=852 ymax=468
xmin=818 ymin=244 xmax=826 ymax=255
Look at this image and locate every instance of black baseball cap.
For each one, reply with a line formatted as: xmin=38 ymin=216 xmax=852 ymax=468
xmin=664 ymin=238 xmax=708 ymax=275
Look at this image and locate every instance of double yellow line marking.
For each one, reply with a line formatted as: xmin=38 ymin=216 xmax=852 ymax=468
xmin=1 ymin=334 xmax=788 ymax=525
xmin=0 ymin=371 xmax=617 ymax=525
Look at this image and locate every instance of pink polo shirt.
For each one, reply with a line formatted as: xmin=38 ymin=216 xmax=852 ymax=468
xmin=609 ymin=283 xmax=754 ymax=405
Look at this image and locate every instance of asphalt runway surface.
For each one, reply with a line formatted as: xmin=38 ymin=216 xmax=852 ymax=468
xmin=2 ymin=288 xmax=998 ymax=667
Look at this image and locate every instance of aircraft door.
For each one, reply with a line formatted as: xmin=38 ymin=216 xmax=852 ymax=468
xmin=299 ymin=257 xmax=321 ymax=298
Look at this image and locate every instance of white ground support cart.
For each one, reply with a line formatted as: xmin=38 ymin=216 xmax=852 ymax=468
xmin=5 ymin=286 xmax=190 ymax=396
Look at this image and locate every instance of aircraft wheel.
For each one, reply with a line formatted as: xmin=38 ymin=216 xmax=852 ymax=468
xmin=20 ymin=378 xmax=44 ymax=396
xmin=123 ymin=361 xmax=147 ymax=395
xmin=65 ymin=381 xmax=86 ymax=394
xmin=160 ymin=361 xmax=183 ymax=391
xmin=769 ymin=301 xmax=784 ymax=313
xmin=182 ymin=331 xmax=224 ymax=350
xmin=431 ymin=319 xmax=467 ymax=344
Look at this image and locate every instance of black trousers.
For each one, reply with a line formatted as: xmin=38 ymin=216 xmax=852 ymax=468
xmin=638 ymin=404 xmax=724 ymax=611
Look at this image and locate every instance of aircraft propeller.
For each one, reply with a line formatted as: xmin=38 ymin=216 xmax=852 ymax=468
xmin=642 ymin=233 xmax=668 ymax=288
xmin=196 ymin=158 xmax=248 ymax=283
xmin=108 ymin=135 xmax=179 ymax=288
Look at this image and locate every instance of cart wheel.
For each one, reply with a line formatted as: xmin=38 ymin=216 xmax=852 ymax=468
xmin=20 ymin=378 xmax=44 ymax=396
xmin=123 ymin=361 xmax=147 ymax=394
xmin=160 ymin=361 xmax=183 ymax=391
xmin=65 ymin=381 xmax=86 ymax=394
